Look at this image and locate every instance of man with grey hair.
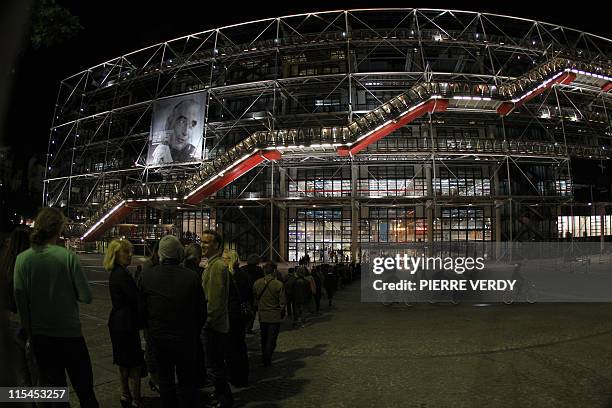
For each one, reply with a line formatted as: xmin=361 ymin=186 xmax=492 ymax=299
xmin=140 ymin=235 xmax=205 ymax=408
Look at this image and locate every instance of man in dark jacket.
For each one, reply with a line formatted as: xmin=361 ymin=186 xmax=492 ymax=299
xmin=292 ymin=266 xmax=312 ymax=327
xmin=225 ymin=254 xmax=251 ymax=388
xmin=311 ymin=266 xmax=324 ymax=313
xmin=284 ymin=268 xmax=296 ymax=320
xmin=324 ymin=264 xmax=339 ymax=308
xmin=240 ymin=254 xmax=263 ymax=286
xmin=140 ymin=235 xmax=205 ymax=408
xmin=182 ymin=243 xmax=207 ymax=387
xmin=238 ymin=254 xmax=261 ymax=334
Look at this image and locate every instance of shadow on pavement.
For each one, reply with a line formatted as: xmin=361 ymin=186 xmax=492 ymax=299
xmin=233 ymin=344 xmax=328 ymax=407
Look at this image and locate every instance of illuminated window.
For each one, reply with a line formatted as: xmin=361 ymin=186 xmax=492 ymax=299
xmin=360 ymin=207 xmax=425 ymax=243
xmin=288 ymin=168 xmax=351 ymax=198
xmin=557 ymin=215 xmax=611 ymax=238
xmin=436 ymin=207 xmax=491 ymax=241
xmin=434 ymin=167 xmax=491 ymax=196
xmin=288 ymin=208 xmax=351 ymax=263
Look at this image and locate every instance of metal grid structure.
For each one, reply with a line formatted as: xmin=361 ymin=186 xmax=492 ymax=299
xmin=45 ymin=9 xmax=612 ymax=260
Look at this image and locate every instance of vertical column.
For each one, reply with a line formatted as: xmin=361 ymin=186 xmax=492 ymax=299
xmin=269 ymin=162 xmax=275 ymax=261
xmin=351 ymin=162 xmax=359 ymax=261
xmin=344 ymin=11 xmax=353 ymax=123
xmin=278 ymin=167 xmax=287 ymax=262
xmin=599 ymin=205 xmax=605 ymax=253
xmin=493 ymin=167 xmax=502 ymax=259
xmin=425 ymin=164 xmax=434 ymax=244
xmin=505 ymin=157 xmax=513 ymax=261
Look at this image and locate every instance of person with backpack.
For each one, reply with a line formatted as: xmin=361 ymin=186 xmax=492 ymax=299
xmin=253 ymin=262 xmax=285 ymax=367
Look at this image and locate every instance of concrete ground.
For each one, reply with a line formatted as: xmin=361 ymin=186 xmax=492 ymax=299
xmin=73 ymin=253 xmax=612 ymax=407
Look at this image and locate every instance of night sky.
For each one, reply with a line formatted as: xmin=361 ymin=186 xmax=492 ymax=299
xmin=4 ymin=0 xmax=612 ymax=161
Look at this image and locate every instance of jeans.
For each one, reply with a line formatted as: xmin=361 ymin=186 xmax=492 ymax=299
xmin=259 ymin=322 xmax=280 ymax=366
xmin=31 ymin=335 xmax=99 ymax=408
xmin=149 ymin=336 xmax=197 ymax=408
xmin=203 ymin=328 xmax=233 ymax=407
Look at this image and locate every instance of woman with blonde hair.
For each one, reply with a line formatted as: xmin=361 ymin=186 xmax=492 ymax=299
xmin=105 ymin=239 xmax=143 ymax=407
xmin=222 ymin=248 xmax=239 ymax=273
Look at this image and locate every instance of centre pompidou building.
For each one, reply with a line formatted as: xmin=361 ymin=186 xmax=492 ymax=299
xmin=45 ymin=9 xmax=612 ymax=260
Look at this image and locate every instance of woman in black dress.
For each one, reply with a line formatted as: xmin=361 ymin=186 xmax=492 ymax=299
xmin=104 ymin=239 xmax=143 ymax=407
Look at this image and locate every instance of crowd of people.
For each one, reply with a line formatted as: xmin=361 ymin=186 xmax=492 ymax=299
xmin=1 ymin=207 xmax=360 ymax=408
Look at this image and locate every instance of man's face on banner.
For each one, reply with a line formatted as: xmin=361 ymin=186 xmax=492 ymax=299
xmin=170 ymin=101 xmax=199 ymax=151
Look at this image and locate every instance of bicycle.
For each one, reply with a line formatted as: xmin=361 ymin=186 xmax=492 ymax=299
xmin=377 ymin=287 xmax=416 ymax=307
xmin=503 ymin=264 xmax=537 ymax=304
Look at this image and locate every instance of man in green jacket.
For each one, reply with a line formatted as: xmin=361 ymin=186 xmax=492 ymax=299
xmin=14 ymin=207 xmax=99 ymax=407
xmin=253 ymin=262 xmax=285 ymax=367
xmin=201 ymin=229 xmax=233 ymax=408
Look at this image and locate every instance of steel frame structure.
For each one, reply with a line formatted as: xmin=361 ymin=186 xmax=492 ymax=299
xmin=46 ymin=9 xmax=612 ymax=259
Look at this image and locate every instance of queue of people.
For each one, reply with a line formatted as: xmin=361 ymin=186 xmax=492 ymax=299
xmin=282 ymin=260 xmax=359 ymax=328
xmin=1 ymin=207 xmax=359 ymax=408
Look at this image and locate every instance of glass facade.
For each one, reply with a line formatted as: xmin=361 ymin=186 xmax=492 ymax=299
xmin=177 ymin=209 xmax=214 ymax=242
xmin=288 ymin=168 xmax=351 ymax=198
xmin=111 ymin=208 xmax=213 ymax=243
xmin=433 ymin=167 xmax=491 ymax=196
xmin=114 ymin=207 xmax=175 ymax=241
xmin=358 ymin=166 xmax=426 ymax=198
xmin=359 ymin=207 xmax=427 ymax=243
xmin=436 ymin=207 xmax=492 ymax=241
xmin=288 ymin=208 xmax=351 ymax=262
xmin=557 ymin=215 xmax=612 ymax=238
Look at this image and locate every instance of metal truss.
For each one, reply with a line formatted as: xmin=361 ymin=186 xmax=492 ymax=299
xmin=45 ymin=9 xmax=612 ymax=249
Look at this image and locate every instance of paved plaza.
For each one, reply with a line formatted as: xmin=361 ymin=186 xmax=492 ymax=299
xmin=74 ymin=254 xmax=612 ymax=407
